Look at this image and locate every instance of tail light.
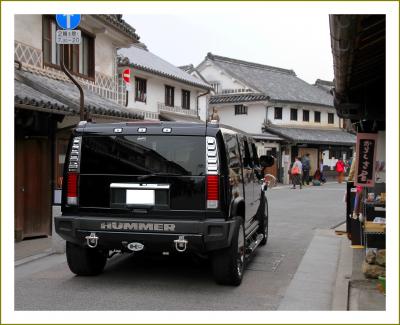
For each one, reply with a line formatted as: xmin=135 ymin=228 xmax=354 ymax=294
xmin=67 ymin=172 xmax=78 ymax=205
xmin=66 ymin=137 xmax=81 ymax=206
xmin=206 ymin=137 xmax=219 ymax=209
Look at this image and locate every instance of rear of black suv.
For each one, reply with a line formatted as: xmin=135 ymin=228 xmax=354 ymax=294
xmin=56 ymin=121 xmax=242 ymax=282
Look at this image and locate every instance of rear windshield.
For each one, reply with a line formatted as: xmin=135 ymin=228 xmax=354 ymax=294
xmin=80 ymin=135 xmax=205 ymax=176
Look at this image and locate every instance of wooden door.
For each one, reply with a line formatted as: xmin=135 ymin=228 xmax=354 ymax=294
xmin=15 ymin=138 xmax=51 ymax=240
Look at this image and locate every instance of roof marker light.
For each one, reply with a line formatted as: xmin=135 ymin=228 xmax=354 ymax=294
xmin=114 ymin=128 xmax=123 ymax=133
xmin=162 ymin=128 xmax=172 ymax=133
xmin=138 ymin=127 xmax=147 ymax=133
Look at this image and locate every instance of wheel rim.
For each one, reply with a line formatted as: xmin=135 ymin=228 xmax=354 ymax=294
xmin=237 ymin=223 xmax=245 ymax=277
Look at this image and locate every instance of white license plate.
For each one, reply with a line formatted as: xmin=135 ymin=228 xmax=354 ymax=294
xmin=126 ymin=190 xmax=155 ymax=205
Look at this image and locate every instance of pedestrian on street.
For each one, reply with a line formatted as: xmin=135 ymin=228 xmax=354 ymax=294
xmin=335 ymin=157 xmax=345 ymax=183
xmin=291 ymin=157 xmax=302 ymax=189
xmin=301 ymin=153 xmax=311 ymax=185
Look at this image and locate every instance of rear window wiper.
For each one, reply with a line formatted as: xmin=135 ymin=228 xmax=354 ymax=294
xmin=137 ymin=172 xmax=183 ymax=181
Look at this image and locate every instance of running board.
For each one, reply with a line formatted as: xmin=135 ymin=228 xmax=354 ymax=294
xmin=245 ymin=233 xmax=264 ymax=255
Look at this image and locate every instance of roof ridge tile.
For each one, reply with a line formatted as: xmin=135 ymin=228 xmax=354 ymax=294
xmin=207 ymin=52 xmax=296 ymax=75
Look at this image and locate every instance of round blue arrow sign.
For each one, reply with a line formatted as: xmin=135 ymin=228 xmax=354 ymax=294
xmin=56 ymin=14 xmax=81 ymax=30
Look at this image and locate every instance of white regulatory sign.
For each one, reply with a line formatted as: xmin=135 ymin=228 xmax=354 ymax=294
xmin=56 ymin=30 xmax=81 ymax=45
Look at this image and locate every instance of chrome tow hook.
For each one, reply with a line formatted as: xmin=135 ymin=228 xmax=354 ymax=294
xmin=174 ymin=235 xmax=188 ymax=253
xmin=85 ymin=232 xmax=99 ymax=248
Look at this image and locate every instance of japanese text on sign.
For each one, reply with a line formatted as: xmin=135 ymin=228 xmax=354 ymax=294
xmin=56 ymin=30 xmax=81 ymax=45
xmin=355 ymin=133 xmax=377 ymax=187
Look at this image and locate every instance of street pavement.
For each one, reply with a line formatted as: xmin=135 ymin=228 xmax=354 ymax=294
xmin=15 ymin=182 xmax=347 ymax=310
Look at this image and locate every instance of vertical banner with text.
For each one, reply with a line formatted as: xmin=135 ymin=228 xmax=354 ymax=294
xmin=355 ymin=133 xmax=378 ymax=187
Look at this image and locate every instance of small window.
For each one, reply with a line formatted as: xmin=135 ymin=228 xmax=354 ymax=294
xmin=314 ymin=111 xmax=321 ymax=123
xmin=303 ymin=110 xmax=309 ymax=122
xmin=290 ymin=108 xmax=298 ymax=121
xmin=182 ymin=90 xmax=190 ymax=109
xmin=211 ymin=82 xmax=220 ymax=94
xmin=165 ymin=85 xmax=174 ymax=107
xmin=135 ymin=77 xmax=147 ymax=102
xmin=328 ymin=113 xmax=334 ymax=124
xmin=235 ymin=105 xmax=248 ymax=115
xmin=274 ymin=107 xmax=282 ymax=120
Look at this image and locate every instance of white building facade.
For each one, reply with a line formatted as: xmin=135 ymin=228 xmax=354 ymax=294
xmin=117 ymin=46 xmax=212 ymax=122
xmin=195 ymin=53 xmax=355 ymax=183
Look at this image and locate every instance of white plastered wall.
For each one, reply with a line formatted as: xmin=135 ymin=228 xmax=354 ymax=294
xmin=14 ymin=15 xmax=42 ymax=49
xmin=215 ymin=103 xmax=266 ymax=133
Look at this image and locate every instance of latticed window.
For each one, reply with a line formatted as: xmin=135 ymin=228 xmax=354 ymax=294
xmin=290 ymin=108 xmax=298 ymax=121
xmin=274 ymin=107 xmax=282 ymax=119
xmin=182 ymin=90 xmax=190 ymax=109
xmin=303 ymin=110 xmax=309 ymax=122
xmin=165 ymin=85 xmax=174 ymax=107
xmin=314 ymin=111 xmax=321 ymax=123
xmin=235 ymin=104 xmax=248 ymax=115
xmin=328 ymin=113 xmax=335 ymax=124
xmin=135 ymin=77 xmax=147 ymax=102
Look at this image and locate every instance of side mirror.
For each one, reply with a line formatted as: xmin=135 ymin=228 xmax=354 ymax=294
xmin=260 ymin=155 xmax=274 ymax=168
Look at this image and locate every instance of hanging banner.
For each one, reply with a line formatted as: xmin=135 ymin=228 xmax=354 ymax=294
xmin=355 ymin=133 xmax=378 ymax=187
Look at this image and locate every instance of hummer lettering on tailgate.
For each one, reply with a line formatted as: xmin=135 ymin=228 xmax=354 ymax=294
xmin=100 ymin=222 xmax=175 ymax=232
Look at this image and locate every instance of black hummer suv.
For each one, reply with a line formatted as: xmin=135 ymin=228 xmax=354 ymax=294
xmin=55 ymin=121 xmax=274 ymax=285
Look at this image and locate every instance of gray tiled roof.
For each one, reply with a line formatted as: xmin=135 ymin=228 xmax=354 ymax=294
xmin=178 ymin=64 xmax=195 ymax=73
xmin=265 ymin=125 xmax=356 ymax=145
xmin=15 ymin=69 xmax=143 ymax=120
xmin=118 ymin=46 xmax=212 ymax=90
xmin=314 ymin=79 xmax=334 ymax=94
xmin=210 ymin=93 xmax=269 ymax=104
xmin=219 ymin=124 xmax=283 ymax=141
xmin=96 ymin=15 xmax=140 ymax=42
xmin=205 ymin=53 xmax=333 ymax=107
xmin=15 ymin=79 xmax=72 ymax=114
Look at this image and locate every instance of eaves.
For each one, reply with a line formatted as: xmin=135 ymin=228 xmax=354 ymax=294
xmin=126 ymin=63 xmax=213 ymax=91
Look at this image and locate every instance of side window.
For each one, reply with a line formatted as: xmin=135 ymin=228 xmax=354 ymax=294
xmin=222 ymin=131 xmax=243 ymax=198
xmin=250 ymin=141 xmax=260 ymax=167
xmin=238 ymin=135 xmax=252 ymax=168
xmin=223 ymin=132 xmax=241 ymax=169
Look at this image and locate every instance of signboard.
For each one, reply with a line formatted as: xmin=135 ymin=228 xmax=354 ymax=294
xmin=56 ymin=14 xmax=81 ymax=30
xmin=122 ymin=69 xmax=131 ymax=84
xmin=56 ymin=30 xmax=81 ymax=45
xmin=355 ymin=133 xmax=378 ymax=187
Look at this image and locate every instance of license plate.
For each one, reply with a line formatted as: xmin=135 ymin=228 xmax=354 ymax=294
xmin=126 ymin=189 xmax=155 ymax=205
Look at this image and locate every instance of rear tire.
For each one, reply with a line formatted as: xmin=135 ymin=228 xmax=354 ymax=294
xmin=212 ymin=217 xmax=246 ymax=286
xmin=66 ymin=242 xmax=107 ymax=276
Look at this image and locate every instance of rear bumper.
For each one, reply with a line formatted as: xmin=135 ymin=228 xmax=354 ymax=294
xmin=55 ymin=216 xmax=236 ymax=253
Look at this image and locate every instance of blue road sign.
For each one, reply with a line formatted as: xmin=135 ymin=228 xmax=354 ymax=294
xmin=56 ymin=14 xmax=81 ymax=30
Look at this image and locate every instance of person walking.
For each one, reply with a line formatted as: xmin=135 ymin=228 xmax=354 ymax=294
xmin=335 ymin=157 xmax=345 ymax=183
xmin=301 ymin=153 xmax=311 ymax=185
xmin=291 ymin=157 xmax=302 ymax=189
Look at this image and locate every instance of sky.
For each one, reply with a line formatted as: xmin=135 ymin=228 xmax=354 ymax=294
xmin=125 ymin=12 xmax=333 ymax=84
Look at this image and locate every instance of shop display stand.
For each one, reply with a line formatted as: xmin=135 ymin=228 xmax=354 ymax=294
xmin=361 ymin=184 xmax=386 ymax=249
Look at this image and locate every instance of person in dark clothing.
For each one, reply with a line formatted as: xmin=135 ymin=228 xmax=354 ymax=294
xmin=301 ymin=153 xmax=311 ymax=185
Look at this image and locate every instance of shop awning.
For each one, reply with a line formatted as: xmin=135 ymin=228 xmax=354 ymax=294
xmin=264 ymin=125 xmax=356 ymax=145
